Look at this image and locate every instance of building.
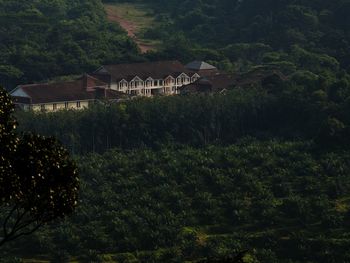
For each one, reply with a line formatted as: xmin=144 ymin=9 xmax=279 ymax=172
xmin=179 ymin=74 xmax=238 ymax=94
xmin=10 ymin=60 xmax=219 ymax=111
xmin=92 ymin=60 xmax=217 ymax=96
xmin=185 ymin=60 xmax=220 ymax=77
xmin=10 ymin=74 xmax=127 ymax=112
xmin=179 ymin=69 xmax=287 ymax=95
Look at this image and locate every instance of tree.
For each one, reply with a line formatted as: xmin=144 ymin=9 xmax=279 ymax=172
xmin=0 ymin=86 xmax=79 ymax=247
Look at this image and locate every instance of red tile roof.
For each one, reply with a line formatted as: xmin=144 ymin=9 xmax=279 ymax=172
xmin=179 ymin=74 xmax=238 ymax=94
xmin=14 ymin=75 xmax=110 ymax=104
xmin=180 ymin=70 xmax=287 ymax=94
xmin=95 ymin=60 xmax=193 ymax=81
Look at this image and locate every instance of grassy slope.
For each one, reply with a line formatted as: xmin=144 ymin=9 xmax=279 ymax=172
xmin=104 ymin=3 xmax=162 ymax=53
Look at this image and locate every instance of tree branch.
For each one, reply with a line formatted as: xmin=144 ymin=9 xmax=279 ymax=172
xmin=2 ymin=205 xmax=18 ymax=237
xmin=0 ymin=206 xmax=37 ymax=248
xmin=6 ymin=223 xmax=43 ymax=242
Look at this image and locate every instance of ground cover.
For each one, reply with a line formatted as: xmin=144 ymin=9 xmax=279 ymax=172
xmin=104 ymin=3 xmax=162 ymax=53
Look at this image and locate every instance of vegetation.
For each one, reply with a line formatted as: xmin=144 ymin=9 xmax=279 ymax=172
xmin=7 ymin=69 xmax=350 ymax=262
xmin=0 ymin=86 xmax=79 ymax=248
xmin=1 ymin=0 xmax=350 ymax=262
xmin=15 ymin=71 xmax=350 ymax=154
xmin=136 ymin=0 xmax=350 ymax=75
xmin=104 ymin=2 xmax=162 ymax=52
xmin=2 ymin=141 xmax=350 ymax=262
xmin=0 ymin=0 xmax=141 ymax=90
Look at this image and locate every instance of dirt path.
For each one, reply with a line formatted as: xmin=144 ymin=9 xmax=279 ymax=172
xmin=105 ymin=4 xmax=157 ymax=53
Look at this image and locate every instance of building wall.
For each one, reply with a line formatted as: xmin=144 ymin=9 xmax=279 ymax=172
xmin=30 ymin=100 xmax=91 ymax=112
xmin=11 ymin=88 xmax=30 ymax=98
xmin=109 ymin=73 xmax=199 ymax=97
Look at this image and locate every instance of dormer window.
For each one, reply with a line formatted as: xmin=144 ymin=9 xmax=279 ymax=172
xmin=165 ymin=76 xmax=175 ymax=86
xmin=119 ymin=80 xmax=128 ymax=90
xmin=135 ymin=80 xmax=143 ymax=88
xmin=145 ymin=78 xmax=154 ymax=88
xmin=191 ymin=74 xmax=200 ymax=82
xmin=177 ymin=73 xmax=190 ymax=85
xmin=146 ymin=80 xmax=153 ymax=87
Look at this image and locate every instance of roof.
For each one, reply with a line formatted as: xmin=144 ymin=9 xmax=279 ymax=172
xmin=95 ymin=61 xmax=191 ymax=81
xmin=180 ymin=70 xmax=287 ymax=94
xmin=94 ymin=87 xmax=131 ymax=100
xmin=185 ymin=61 xmax=217 ymax=71
xmin=179 ymin=74 xmax=237 ymax=94
xmin=12 ymin=96 xmax=31 ymax=104
xmin=12 ymin=75 xmax=109 ymax=104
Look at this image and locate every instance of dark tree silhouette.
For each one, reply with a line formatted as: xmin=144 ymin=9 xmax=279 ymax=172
xmin=0 ymin=87 xmax=79 ymax=247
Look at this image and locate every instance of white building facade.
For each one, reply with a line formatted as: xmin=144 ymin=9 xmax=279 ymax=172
xmin=93 ymin=61 xmax=206 ymax=97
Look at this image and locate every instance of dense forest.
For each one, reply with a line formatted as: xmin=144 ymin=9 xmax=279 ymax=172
xmin=0 ymin=0 xmax=141 ymax=89
xmin=138 ymin=0 xmax=350 ymax=75
xmin=2 ymin=141 xmax=350 ymax=262
xmin=1 ymin=0 xmax=350 ymax=262
xmin=2 ymin=0 xmax=350 ymax=89
xmin=7 ymin=68 xmax=350 ymax=262
xmin=14 ymin=74 xmax=350 ymax=154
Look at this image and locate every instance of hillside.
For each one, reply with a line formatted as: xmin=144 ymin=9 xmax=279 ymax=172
xmin=8 ymin=73 xmax=350 ymax=262
xmin=104 ymin=3 xmax=161 ymax=53
xmin=3 ymin=142 xmax=350 ymax=262
xmin=136 ymin=0 xmax=350 ymax=75
xmin=1 ymin=0 xmax=350 ymax=262
xmin=0 ymin=0 xmax=141 ymax=90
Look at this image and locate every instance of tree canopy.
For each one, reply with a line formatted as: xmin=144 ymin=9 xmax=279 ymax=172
xmin=2 ymin=0 xmax=350 ymax=261
xmin=0 ymin=87 xmax=79 ymax=247
xmin=0 ymin=0 xmax=142 ymax=89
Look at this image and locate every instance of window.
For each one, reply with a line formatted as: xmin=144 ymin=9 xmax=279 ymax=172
xmin=166 ymin=78 xmax=174 ymax=86
xmin=119 ymin=81 xmax=128 ymax=90
xmin=53 ymin=104 xmax=57 ymax=111
xmin=192 ymin=74 xmax=200 ymax=82
xmin=40 ymin=104 xmax=45 ymax=111
xmin=76 ymin=101 xmax=81 ymax=108
xmin=136 ymin=80 xmax=143 ymax=88
xmin=65 ymin=102 xmax=69 ymax=109
xmin=183 ymin=77 xmax=190 ymax=83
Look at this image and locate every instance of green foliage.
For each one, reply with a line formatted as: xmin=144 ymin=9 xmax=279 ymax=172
xmin=13 ymin=134 xmax=79 ymax=220
xmin=140 ymin=0 xmax=350 ymax=76
xmin=15 ymin=72 xmax=350 ymax=153
xmin=2 ymin=0 xmax=350 ymax=261
xmin=0 ymin=0 xmax=141 ymax=89
xmin=5 ymin=141 xmax=350 ymax=262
